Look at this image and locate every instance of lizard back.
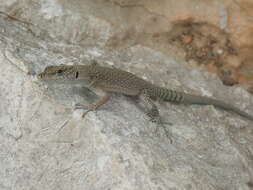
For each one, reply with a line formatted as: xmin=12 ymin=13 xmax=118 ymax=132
xmin=82 ymin=65 xmax=152 ymax=95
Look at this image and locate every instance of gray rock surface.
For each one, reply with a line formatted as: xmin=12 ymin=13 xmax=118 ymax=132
xmin=0 ymin=1 xmax=253 ymax=190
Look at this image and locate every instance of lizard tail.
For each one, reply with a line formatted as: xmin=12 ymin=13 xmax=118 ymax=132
xmin=182 ymin=93 xmax=253 ymax=121
xmin=149 ymin=87 xmax=253 ymax=121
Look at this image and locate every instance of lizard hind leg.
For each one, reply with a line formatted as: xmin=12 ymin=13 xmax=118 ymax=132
xmin=139 ymin=91 xmax=173 ymax=141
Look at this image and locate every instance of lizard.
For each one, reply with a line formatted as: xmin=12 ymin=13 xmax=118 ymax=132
xmin=37 ymin=62 xmax=253 ymax=130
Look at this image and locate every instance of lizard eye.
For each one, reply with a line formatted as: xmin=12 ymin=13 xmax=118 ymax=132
xmin=57 ymin=69 xmax=63 ymax=74
xmin=75 ymin=72 xmax=79 ymax=79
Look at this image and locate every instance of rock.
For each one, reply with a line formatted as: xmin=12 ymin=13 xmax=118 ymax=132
xmin=0 ymin=0 xmax=253 ymax=189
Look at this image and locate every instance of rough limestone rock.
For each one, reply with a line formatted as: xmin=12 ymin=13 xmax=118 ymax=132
xmin=0 ymin=0 xmax=253 ymax=190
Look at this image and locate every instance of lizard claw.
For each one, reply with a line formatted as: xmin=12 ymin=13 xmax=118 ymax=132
xmin=74 ymin=103 xmax=88 ymax=110
xmin=74 ymin=103 xmax=96 ymax=111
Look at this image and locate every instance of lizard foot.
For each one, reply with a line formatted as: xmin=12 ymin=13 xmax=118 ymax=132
xmin=74 ymin=103 xmax=90 ymax=110
xmin=149 ymin=116 xmax=173 ymax=143
xmin=74 ymin=103 xmax=98 ymax=110
xmin=74 ymin=103 xmax=97 ymax=118
xmin=74 ymin=94 xmax=110 ymax=118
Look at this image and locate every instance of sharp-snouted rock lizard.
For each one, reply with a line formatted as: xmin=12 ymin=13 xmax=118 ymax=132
xmin=38 ymin=62 xmax=253 ymax=129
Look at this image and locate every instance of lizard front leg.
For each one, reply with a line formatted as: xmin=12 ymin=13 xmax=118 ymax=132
xmin=75 ymin=88 xmax=111 ymax=117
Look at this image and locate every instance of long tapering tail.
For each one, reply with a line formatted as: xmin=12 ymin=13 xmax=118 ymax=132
xmin=148 ymin=86 xmax=253 ymax=121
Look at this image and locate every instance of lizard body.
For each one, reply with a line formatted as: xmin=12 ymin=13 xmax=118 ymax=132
xmin=38 ymin=63 xmax=253 ymax=122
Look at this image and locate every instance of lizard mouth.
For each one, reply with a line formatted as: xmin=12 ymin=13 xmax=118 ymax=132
xmin=37 ymin=73 xmax=53 ymax=81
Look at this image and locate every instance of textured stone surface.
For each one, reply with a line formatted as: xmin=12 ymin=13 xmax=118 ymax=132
xmin=1 ymin=0 xmax=253 ymax=190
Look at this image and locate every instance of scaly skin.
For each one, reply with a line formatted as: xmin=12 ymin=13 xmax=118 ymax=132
xmin=38 ymin=63 xmax=253 ymax=122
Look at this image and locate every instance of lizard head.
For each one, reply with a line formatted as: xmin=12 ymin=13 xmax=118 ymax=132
xmin=38 ymin=65 xmax=80 ymax=81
